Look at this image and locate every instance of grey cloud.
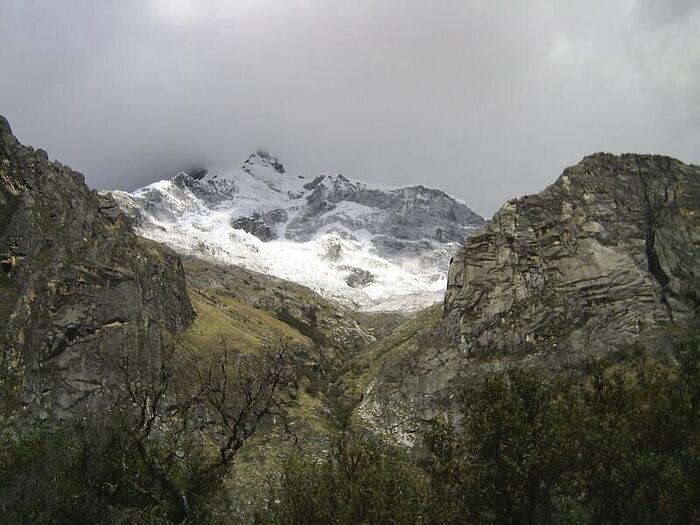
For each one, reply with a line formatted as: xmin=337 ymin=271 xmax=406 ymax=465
xmin=1 ymin=0 xmax=698 ymax=216
xmin=633 ymin=0 xmax=700 ymax=27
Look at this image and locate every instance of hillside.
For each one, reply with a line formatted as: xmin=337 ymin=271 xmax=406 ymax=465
xmin=356 ymin=153 xmax=700 ymax=442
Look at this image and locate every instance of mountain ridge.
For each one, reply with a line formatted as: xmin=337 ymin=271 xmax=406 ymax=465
xmin=2 ymin=112 xmax=699 ymax=520
xmin=110 ymin=151 xmax=485 ymax=311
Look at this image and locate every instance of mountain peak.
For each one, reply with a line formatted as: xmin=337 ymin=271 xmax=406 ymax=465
xmin=0 ymin=114 xmax=12 ymax=136
xmin=183 ymin=166 xmax=208 ymax=180
xmin=112 ymin=154 xmax=484 ymax=311
xmin=244 ymin=150 xmax=285 ymax=174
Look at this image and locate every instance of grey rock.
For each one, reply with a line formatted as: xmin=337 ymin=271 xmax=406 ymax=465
xmin=0 ymin=115 xmax=11 ymax=136
xmin=344 ymin=267 xmax=375 ymax=288
xmin=0 ymin=115 xmax=195 ymax=423
xmin=286 ymin=177 xmax=484 ymax=245
xmin=444 ymin=153 xmax=699 ymax=358
xmin=231 ymin=212 xmax=276 ymax=241
xmin=172 ymin=171 xmax=238 ymax=206
xmin=357 ymin=153 xmax=700 ymax=443
xmin=263 ymin=208 xmax=288 ymax=224
xmin=244 ymin=150 xmax=285 ymax=174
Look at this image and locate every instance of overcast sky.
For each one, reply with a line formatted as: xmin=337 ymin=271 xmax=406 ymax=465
xmin=1 ymin=0 xmax=698 ymax=216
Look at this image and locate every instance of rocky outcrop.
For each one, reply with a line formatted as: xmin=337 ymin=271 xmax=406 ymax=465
xmin=356 ymin=153 xmax=700 ymax=442
xmin=0 ymin=115 xmax=194 ymax=421
xmin=230 ymin=213 xmax=275 ymax=241
xmin=344 ymin=267 xmax=375 ymax=288
xmin=444 ymin=153 xmax=699 ymax=358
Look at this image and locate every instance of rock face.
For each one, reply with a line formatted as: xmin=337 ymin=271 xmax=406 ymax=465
xmin=285 ymin=174 xmax=483 ymax=245
xmin=0 ymin=115 xmax=194 ymax=421
xmin=110 ymin=152 xmax=485 ymax=311
xmin=444 ymin=153 xmax=699 ymax=358
xmin=230 ymin=213 xmax=275 ymax=241
xmin=356 ymin=153 xmax=700 ymax=443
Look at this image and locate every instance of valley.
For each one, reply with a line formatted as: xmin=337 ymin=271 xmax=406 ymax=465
xmin=1 ymin=114 xmax=698 ymax=523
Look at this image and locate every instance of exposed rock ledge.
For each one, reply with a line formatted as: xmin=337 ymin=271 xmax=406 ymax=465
xmin=357 ymin=153 xmax=700 ymax=443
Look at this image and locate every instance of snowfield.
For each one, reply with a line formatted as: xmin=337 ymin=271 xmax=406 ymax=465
xmin=110 ymin=152 xmax=484 ymax=311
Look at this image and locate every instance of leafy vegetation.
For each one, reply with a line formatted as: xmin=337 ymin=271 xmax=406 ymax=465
xmin=1 ymin=336 xmax=293 ymax=524
xmin=270 ymin=432 xmax=429 ymax=525
xmin=2 ymin=338 xmax=699 ymax=524
xmin=272 ymin=338 xmax=700 ymax=525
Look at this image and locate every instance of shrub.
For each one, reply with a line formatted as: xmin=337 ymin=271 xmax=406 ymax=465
xmin=271 ymin=431 xmax=429 ymax=525
xmin=425 ymin=337 xmax=700 ymax=525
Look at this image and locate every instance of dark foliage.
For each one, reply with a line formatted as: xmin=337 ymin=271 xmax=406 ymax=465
xmin=2 ymin=338 xmax=699 ymax=524
xmin=0 ymin=337 xmax=293 ymax=524
xmin=270 ymin=431 xmax=429 ymax=525
xmin=426 ymin=337 xmax=700 ymax=524
xmin=273 ymin=338 xmax=700 ymax=525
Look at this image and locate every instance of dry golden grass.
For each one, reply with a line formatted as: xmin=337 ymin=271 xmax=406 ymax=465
xmin=180 ymin=289 xmax=312 ymax=356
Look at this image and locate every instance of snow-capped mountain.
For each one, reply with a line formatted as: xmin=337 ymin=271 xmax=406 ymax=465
xmin=110 ymin=151 xmax=485 ymax=311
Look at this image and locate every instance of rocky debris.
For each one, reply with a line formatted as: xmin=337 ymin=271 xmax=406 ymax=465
xmin=344 ymin=267 xmax=375 ymax=288
xmin=231 ymin=213 xmax=276 ymax=241
xmin=0 ymin=115 xmax=194 ymax=421
xmin=356 ymin=153 xmax=700 ymax=442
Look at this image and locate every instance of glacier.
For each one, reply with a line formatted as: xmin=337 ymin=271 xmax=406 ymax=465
xmin=110 ymin=152 xmax=484 ymax=311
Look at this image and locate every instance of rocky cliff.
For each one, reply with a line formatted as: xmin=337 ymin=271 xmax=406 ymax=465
xmin=356 ymin=153 xmax=700 ymax=442
xmin=445 ymin=153 xmax=699 ymax=357
xmin=0 ymin=115 xmax=194 ymax=421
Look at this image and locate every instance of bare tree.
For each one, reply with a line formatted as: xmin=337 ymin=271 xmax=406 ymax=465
xmin=103 ymin=334 xmax=294 ymax=522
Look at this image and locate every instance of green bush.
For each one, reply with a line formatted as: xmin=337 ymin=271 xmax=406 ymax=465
xmin=272 ymin=338 xmax=700 ymax=525
xmin=0 ymin=426 xmax=105 ymax=525
xmin=270 ymin=431 xmax=429 ymax=525
xmin=425 ymin=368 xmax=584 ymax=524
xmin=0 ymin=336 xmax=293 ymax=524
xmin=3 ymin=338 xmax=699 ymax=524
xmin=425 ymin=337 xmax=700 ymax=525
xmin=0 ymin=420 xmax=175 ymax=524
